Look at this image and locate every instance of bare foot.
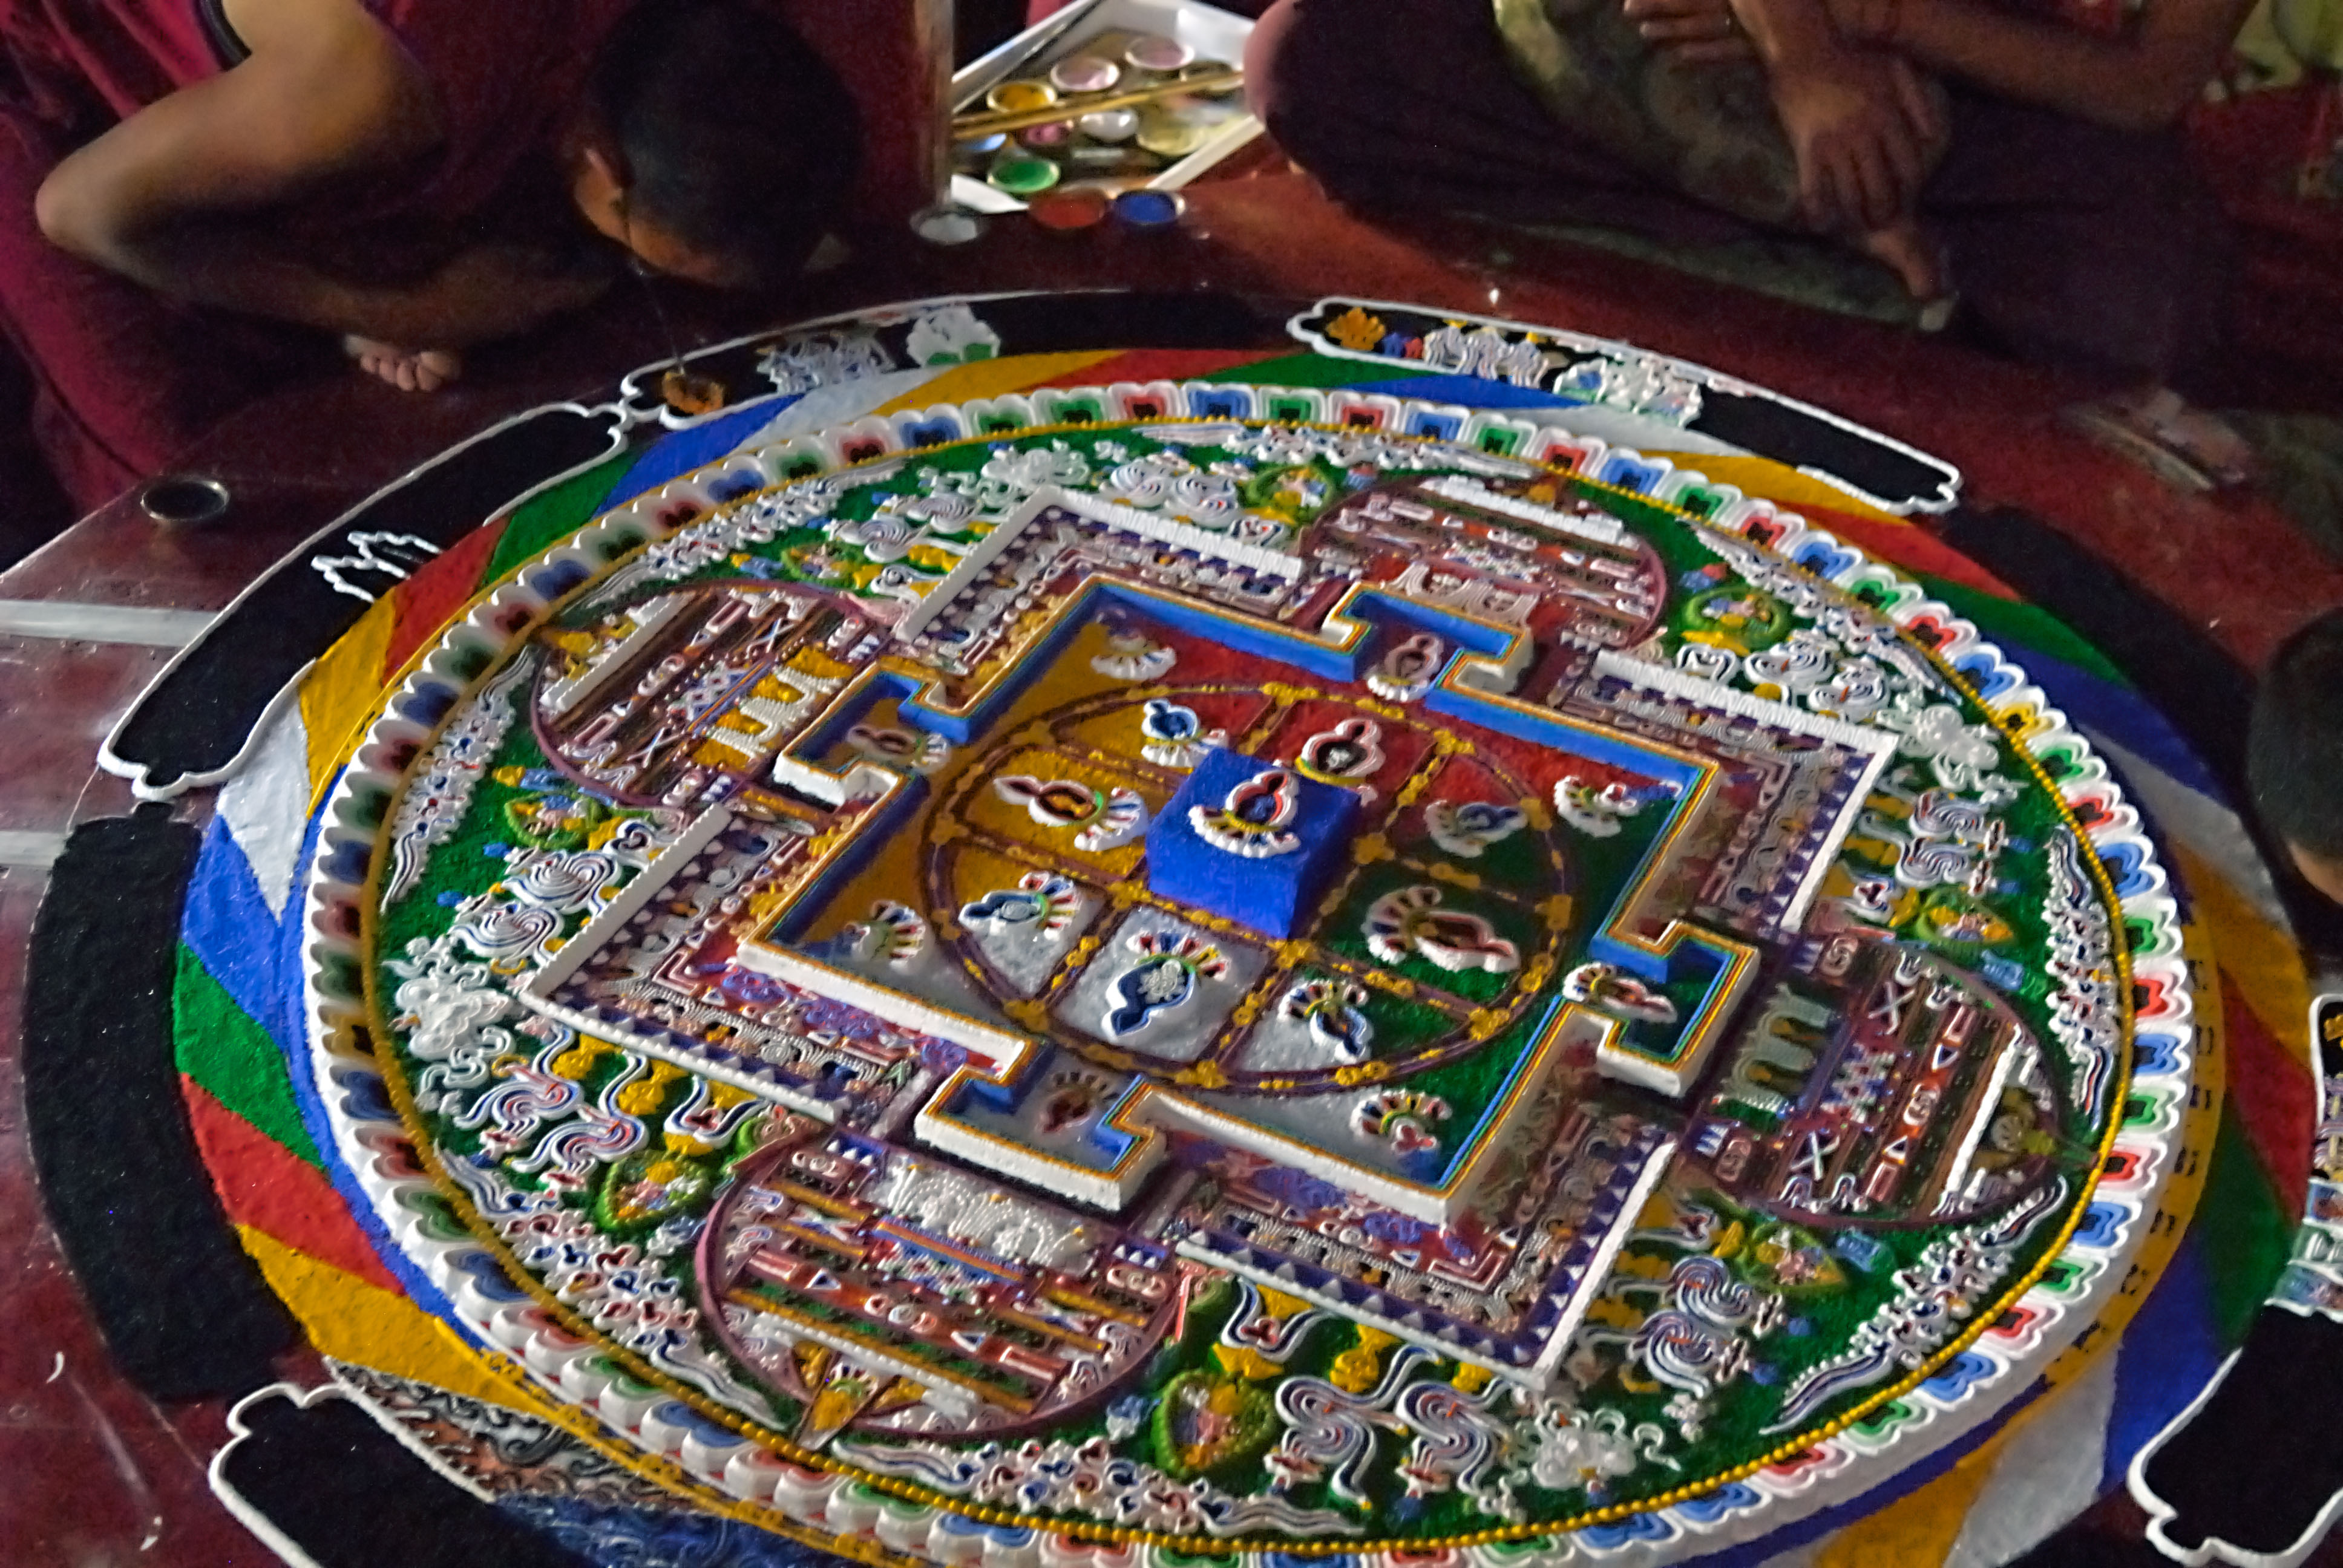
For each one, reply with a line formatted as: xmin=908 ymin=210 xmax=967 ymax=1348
xmin=344 ymin=335 xmax=463 ymax=393
xmin=1856 ymin=221 xmax=1949 ymax=303
xmin=2114 ymin=387 xmax=2257 ymax=483
xmin=2063 ymin=385 xmax=2259 ymax=490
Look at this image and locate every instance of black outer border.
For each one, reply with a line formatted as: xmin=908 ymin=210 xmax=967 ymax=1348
xmin=23 ymin=806 xmax=297 ymax=1400
xmin=212 ymin=1387 xmax=592 ymax=1568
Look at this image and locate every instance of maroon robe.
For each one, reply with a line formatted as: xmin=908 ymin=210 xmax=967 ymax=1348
xmin=1244 ymin=0 xmax=2232 ymax=388
xmin=0 ymin=0 xmax=638 ymax=518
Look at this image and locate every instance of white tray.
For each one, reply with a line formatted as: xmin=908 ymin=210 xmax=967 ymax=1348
xmin=949 ymin=0 xmax=1264 ymax=214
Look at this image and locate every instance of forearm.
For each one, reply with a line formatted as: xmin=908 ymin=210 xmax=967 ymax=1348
xmin=1729 ymin=0 xmax=1851 ymax=70
xmin=47 ymin=218 xmax=438 ymax=341
xmin=1855 ymin=0 xmax=2235 ymax=129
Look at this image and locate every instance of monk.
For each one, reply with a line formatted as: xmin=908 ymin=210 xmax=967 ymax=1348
xmin=1245 ymin=0 xmax=2253 ymax=387
xmin=2248 ymin=607 xmax=2343 ymax=952
xmin=1 ymin=0 xmax=859 ymax=516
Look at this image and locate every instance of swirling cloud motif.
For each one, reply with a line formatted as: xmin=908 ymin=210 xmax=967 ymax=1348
xmin=1397 ymin=1379 xmax=1521 ymax=1518
xmin=1265 ymin=1345 xmax=1439 ymax=1506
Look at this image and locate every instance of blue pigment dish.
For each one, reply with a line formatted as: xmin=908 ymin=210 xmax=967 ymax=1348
xmin=1145 ymin=749 xmax=1360 ymax=939
xmin=1110 ymin=189 xmax=1184 ymax=230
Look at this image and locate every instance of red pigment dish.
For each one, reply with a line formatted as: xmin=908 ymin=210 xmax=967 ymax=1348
xmin=1029 ymin=185 xmax=1112 ymax=232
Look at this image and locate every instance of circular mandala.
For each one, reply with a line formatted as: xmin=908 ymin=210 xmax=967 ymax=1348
xmin=303 ymin=384 xmax=2195 ymax=1566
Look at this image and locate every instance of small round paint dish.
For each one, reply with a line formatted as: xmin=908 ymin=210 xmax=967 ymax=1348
xmin=1123 ymin=34 xmax=1195 ymax=73
xmin=909 ymin=203 xmax=988 ymax=246
xmin=953 ymin=131 xmax=1008 ymax=160
xmin=1179 ymin=60 xmax=1244 ymax=93
xmin=1076 ymin=108 xmax=1140 ymax=142
xmin=985 ymin=79 xmax=1057 ymax=114
xmin=987 ymin=154 xmax=1061 ymax=198
xmin=1135 ymin=113 xmax=1209 ymax=158
xmin=1019 ymin=120 xmax=1071 ymax=149
xmin=1049 ymin=55 xmax=1119 ymax=94
xmin=1110 ymin=188 xmax=1186 ymax=230
xmin=1028 ymin=184 xmax=1112 ymax=233
xmin=139 ymin=474 xmax=230 ymax=525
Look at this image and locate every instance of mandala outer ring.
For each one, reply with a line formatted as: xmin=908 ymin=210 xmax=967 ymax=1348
xmin=299 ymin=407 xmax=2188 ymax=1560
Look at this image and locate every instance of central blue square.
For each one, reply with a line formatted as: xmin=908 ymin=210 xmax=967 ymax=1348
xmin=1146 ymin=749 xmax=1362 ymax=939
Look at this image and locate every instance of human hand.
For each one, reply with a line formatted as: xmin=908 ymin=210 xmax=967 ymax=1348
xmin=1856 ymin=220 xmax=1948 ymax=299
xmin=1769 ymin=53 xmax=1943 ymax=232
xmin=1621 ymin=0 xmax=1758 ymax=63
xmin=344 ymin=336 xmax=462 ymax=392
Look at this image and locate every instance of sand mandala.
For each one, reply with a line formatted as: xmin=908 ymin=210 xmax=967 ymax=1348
xmin=76 ymin=295 xmax=2341 ymax=1566
xmin=274 ymin=337 xmax=2199 ymax=1566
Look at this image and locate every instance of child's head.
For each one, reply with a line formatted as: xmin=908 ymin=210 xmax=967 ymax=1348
xmin=571 ymin=1 xmax=862 ymax=289
xmin=2249 ymin=608 xmax=2343 ymax=906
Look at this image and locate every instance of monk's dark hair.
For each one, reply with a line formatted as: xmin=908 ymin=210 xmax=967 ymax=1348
xmin=593 ymin=1 xmax=861 ymax=280
xmin=2247 ymin=608 xmax=2343 ymax=862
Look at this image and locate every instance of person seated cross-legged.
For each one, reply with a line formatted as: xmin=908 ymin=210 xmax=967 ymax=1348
xmin=1245 ymin=0 xmax=2251 ymax=388
xmin=2249 ymin=609 xmax=2343 ymax=935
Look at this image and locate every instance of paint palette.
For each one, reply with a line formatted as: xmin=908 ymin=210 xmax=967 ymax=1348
xmin=949 ymin=0 xmax=1263 ymax=215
